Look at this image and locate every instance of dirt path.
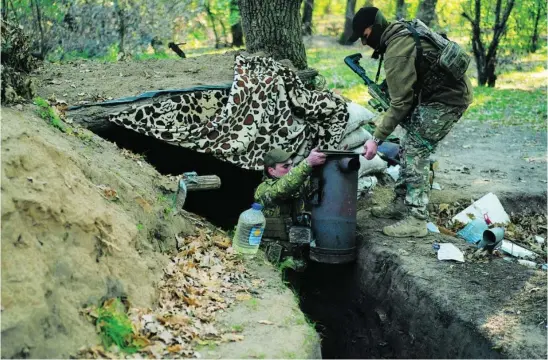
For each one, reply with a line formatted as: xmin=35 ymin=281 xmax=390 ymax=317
xmin=432 ymin=120 xmax=547 ymax=208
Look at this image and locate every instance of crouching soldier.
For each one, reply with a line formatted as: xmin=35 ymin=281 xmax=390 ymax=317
xmin=254 ymin=148 xmax=326 ymax=271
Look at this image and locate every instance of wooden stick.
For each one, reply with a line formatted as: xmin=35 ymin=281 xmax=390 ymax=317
xmin=183 ymin=175 xmax=221 ymax=191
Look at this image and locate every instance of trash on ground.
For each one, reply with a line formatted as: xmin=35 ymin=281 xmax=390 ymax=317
xmin=456 ymin=218 xmax=489 ymax=244
xmin=452 ymin=192 xmax=510 ymax=225
xmin=500 ymin=240 xmax=537 ymax=260
xmin=357 ymin=176 xmax=377 ymax=198
xmin=478 ymin=227 xmax=504 ymax=252
xmin=542 ymin=264 xmax=547 ymax=271
xmin=437 ymin=243 xmax=465 ymax=262
xmin=385 ymin=165 xmax=400 ymax=182
xmin=427 ymin=222 xmax=440 ymax=233
xmin=517 ymin=259 xmax=538 ymax=269
xmin=535 ymin=235 xmax=545 ymax=244
xmin=431 ymin=182 xmax=442 ymax=190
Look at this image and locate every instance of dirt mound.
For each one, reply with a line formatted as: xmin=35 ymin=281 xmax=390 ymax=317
xmin=1 ymin=105 xmax=320 ymax=358
xmin=1 ymin=106 xmax=194 ymax=357
xmin=34 ymin=52 xmax=239 ymax=106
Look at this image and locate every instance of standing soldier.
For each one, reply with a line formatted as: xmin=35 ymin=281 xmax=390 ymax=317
xmin=348 ymin=6 xmax=473 ymax=237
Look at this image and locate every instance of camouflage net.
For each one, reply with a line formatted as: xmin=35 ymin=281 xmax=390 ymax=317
xmin=1 ymin=20 xmax=39 ymax=104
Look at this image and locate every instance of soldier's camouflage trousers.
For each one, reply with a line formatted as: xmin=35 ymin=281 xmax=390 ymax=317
xmin=398 ymin=102 xmax=468 ymax=219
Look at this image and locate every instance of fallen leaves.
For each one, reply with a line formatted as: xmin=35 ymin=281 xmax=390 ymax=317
xmin=125 ymin=228 xmax=255 ymax=358
xmin=96 ymin=184 xmax=119 ymax=201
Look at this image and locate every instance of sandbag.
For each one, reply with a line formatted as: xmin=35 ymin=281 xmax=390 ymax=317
xmin=340 ymin=127 xmax=372 ymax=149
xmin=358 ymin=154 xmax=387 ymax=177
xmin=344 ymin=102 xmax=375 ymax=136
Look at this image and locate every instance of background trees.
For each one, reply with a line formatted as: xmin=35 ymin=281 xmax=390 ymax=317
xmin=2 ymin=0 xmax=545 ymax=87
xmin=462 ymin=0 xmax=515 ymax=87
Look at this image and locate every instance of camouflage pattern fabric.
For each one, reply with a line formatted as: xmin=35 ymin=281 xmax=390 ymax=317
xmin=108 ymin=55 xmax=348 ymax=170
xmin=398 ymin=102 xmax=468 ymax=219
xmin=254 ymin=160 xmax=312 ymax=217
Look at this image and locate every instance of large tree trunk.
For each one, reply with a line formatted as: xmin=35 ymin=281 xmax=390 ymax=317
xmin=239 ymin=0 xmax=307 ymax=69
xmin=396 ymin=0 xmax=406 ymax=19
xmin=416 ymin=0 xmax=438 ymax=26
xmin=339 ymin=0 xmax=356 ymax=45
xmin=462 ymin=0 xmax=515 ymax=87
xmin=302 ymin=0 xmax=314 ymax=36
xmin=230 ymin=0 xmax=243 ymax=47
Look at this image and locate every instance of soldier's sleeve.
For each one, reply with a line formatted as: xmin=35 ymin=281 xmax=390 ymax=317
xmin=374 ymin=36 xmax=417 ymax=140
xmin=254 ymin=160 xmax=313 ymax=206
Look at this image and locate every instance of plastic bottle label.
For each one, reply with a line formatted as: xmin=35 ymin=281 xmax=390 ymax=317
xmin=248 ymin=226 xmax=264 ymax=246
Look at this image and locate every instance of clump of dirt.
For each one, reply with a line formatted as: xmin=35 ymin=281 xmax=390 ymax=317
xmin=1 ymin=105 xmax=193 ymax=358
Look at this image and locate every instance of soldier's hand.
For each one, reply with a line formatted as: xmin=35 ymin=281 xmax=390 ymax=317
xmin=363 ymin=139 xmax=378 ymax=160
xmin=306 ymin=147 xmax=326 ymax=167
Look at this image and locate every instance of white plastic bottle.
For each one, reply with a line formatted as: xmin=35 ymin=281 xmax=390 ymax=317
xmin=232 ymin=203 xmax=266 ymax=255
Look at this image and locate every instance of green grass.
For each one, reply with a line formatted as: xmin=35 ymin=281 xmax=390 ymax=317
xmin=245 ymin=297 xmax=259 ymax=310
xmin=462 ymin=87 xmax=547 ymax=129
xmin=231 ymin=324 xmax=244 ymax=333
xmin=33 ymin=97 xmax=67 ymax=132
xmin=95 ymin=298 xmax=139 ymax=354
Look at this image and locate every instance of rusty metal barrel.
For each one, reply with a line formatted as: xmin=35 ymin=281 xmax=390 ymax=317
xmin=309 ymin=150 xmax=360 ymax=264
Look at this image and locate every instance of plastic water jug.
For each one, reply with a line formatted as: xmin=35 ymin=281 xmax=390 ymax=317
xmin=232 ymin=203 xmax=266 ymax=255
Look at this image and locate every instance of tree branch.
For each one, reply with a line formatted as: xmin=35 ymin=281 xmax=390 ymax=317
xmin=461 ymin=11 xmax=475 ymax=25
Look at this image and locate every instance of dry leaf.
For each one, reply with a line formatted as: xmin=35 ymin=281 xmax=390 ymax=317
xmin=221 ymin=333 xmax=244 ymax=342
xmin=235 ymin=293 xmax=252 ymax=301
xmin=167 ymin=344 xmax=183 ymax=353
xmin=258 ymin=320 xmax=274 ymax=325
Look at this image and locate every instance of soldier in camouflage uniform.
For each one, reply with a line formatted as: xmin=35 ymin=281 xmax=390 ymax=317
xmin=349 ymin=7 xmax=473 ymax=237
xmin=254 ymin=148 xmax=326 ymax=269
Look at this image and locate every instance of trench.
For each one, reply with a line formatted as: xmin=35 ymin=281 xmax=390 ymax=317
xmin=284 ymin=247 xmax=502 ymax=359
xmin=95 ymin=125 xmax=263 ymax=229
xmin=96 ymin=126 xmax=545 ymax=359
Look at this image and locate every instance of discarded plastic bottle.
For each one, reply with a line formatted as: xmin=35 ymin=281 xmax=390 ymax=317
xmin=232 ymin=203 xmax=266 ymax=255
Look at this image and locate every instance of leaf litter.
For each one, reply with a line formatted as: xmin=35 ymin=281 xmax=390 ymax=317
xmin=78 ymin=228 xmax=260 ymax=358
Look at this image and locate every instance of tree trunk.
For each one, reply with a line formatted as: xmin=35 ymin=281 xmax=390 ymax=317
xmin=239 ymin=0 xmax=307 ymax=69
xmin=396 ymin=0 xmax=406 ymax=19
xmin=324 ymin=0 xmax=332 ymax=14
xmin=113 ymin=0 xmax=126 ymax=53
xmin=230 ymin=0 xmax=244 ymax=47
xmin=529 ymin=0 xmax=545 ymax=53
xmin=31 ymin=0 xmax=45 ymax=58
xmin=463 ymin=0 xmax=515 ymax=87
xmin=205 ymin=1 xmax=220 ymax=49
xmin=339 ymin=0 xmax=356 ymax=45
xmin=416 ymin=0 xmax=438 ymax=26
xmin=218 ymin=18 xmax=229 ymax=47
xmin=2 ymin=0 xmax=7 ymax=21
xmin=302 ymin=0 xmax=314 ymax=36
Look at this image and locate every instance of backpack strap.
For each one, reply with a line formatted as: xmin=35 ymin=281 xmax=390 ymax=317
xmin=402 ymin=21 xmax=424 ymax=106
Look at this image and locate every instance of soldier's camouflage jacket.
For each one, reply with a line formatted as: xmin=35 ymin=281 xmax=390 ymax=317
xmin=254 ymin=160 xmax=312 ymax=218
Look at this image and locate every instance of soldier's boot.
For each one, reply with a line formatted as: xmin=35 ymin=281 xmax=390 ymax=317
xmin=382 ymin=216 xmax=428 ymax=238
xmin=371 ymin=197 xmax=406 ymax=220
